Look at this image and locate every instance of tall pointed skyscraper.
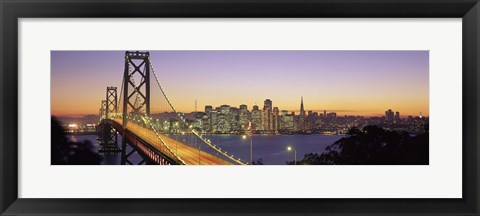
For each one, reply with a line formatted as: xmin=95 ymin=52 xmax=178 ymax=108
xmin=300 ymin=96 xmax=305 ymax=116
xmin=298 ymin=96 xmax=306 ymax=131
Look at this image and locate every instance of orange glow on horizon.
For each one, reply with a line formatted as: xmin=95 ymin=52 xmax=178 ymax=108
xmin=51 ymin=100 xmax=429 ymax=118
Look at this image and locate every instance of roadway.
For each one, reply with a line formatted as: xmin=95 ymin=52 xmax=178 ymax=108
xmin=112 ymin=119 xmax=232 ymax=165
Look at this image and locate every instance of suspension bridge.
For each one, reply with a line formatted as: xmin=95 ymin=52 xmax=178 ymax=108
xmin=97 ymin=51 xmax=247 ymax=165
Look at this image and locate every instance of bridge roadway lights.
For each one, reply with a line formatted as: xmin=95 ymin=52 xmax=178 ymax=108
xmin=119 ymin=127 xmax=179 ymax=165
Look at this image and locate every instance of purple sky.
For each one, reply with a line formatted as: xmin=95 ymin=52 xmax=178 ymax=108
xmin=51 ymin=50 xmax=429 ymax=117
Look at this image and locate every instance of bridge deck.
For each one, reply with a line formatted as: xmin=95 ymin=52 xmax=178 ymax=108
xmin=113 ymin=119 xmax=231 ymax=165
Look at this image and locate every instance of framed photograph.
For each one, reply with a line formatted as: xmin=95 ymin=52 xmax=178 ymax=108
xmin=1 ymin=0 xmax=479 ymax=215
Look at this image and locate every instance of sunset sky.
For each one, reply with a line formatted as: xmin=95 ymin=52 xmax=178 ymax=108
xmin=51 ymin=50 xmax=429 ymax=117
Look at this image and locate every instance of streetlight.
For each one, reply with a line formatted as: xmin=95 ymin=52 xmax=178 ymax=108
xmin=250 ymin=136 xmax=253 ymax=164
xmin=242 ymin=134 xmax=253 ymax=164
xmin=287 ymin=146 xmax=296 ymax=165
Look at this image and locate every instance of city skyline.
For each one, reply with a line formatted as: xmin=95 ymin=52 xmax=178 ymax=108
xmin=51 ymin=50 xmax=429 ymax=117
xmin=172 ymin=98 xmax=424 ymax=118
xmin=67 ymin=94 xmax=428 ymax=137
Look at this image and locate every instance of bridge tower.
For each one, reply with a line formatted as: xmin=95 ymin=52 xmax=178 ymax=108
xmin=100 ymin=87 xmax=121 ymax=153
xmin=121 ymin=51 xmax=151 ymax=165
xmin=106 ymin=86 xmax=118 ymax=116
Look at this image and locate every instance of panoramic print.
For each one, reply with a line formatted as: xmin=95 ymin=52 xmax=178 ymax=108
xmin=51 ymin=50 xmax=429 ymax=165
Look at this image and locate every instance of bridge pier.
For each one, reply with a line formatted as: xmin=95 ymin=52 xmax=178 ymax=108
xmin=120 ymin=133 xmax=127 ymax=165
xmin=99 ymin=123 xmax=121 ymax=153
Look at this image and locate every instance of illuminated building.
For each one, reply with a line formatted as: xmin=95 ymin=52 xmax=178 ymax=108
xmin=326 ymin=112 xmax=337 ymax=120
xmin=272 ymin=107 xmax=279 ymax=132
xmin=385 ymin=109 xmax=395 ymax=123
xmin=263 ymin=99 xmax=273 ymax=132
xmin=220 ymin=105 xmax=230 ymax=115
xmin=239 ymin=104 xmax=249 ymax=131
xmin=281 ymin=114 xmax=295 ymax=132
xmin=230 ymin=107 xmax=240 ymax=131
xmin=193 ymin=113 xmax=204 ymax=131
xmin=205 ymin=105 xmax=213 ymax=132
xmin=251 ymin=105 xmax=263 ymax=131
xmin=297 ymin=97 xmax=306 ymax=131
xmin=300 ymin=96 xmax=306 ymax=116
xmin=216 ymin=113 xmax=231 ymax=133
xmin=394 ymin=111 xmax=400 ymax=123
xmin=210 ymin=110 xmax=218 ymax=133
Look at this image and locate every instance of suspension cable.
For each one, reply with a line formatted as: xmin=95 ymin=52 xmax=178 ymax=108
xmin=148 ymin=56 xmax=246 ymax=165
xmin=124 ymin=56 xmax=186 ymax=165
xmin=117 ymin=74 xmax=124 ymax=113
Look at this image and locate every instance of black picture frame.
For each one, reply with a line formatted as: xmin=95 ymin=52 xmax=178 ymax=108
xmin=1 ymin=0 xmax=479 ymax=215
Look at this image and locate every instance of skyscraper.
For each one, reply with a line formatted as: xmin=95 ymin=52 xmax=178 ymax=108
xmin=264 ymin=99 xmax=272 ymax=110
xmin=394 ymin=111 xmax=400 ymax=123
xmin=281 ymin=114 xmax=295 ymax=132
xmin=263 ymin=99 xmax=273 ymax=132
xmin=272 ymin=107 xmax=279 ymax=132
xmin=205 ymin=105 xmax=213 ymax=132
xmin=210 ymin=110 xmax=218 ymax=133
xmin=239 ymin=104 xmax=249 ymax=131
xmin=385 ymin=109 xmax=395 ymax=123
xmin=252 ymin=105 xmax=262 ymax=131
xmin=298 ymin=96 xmax=306 ymax=131
xmin=300 ymin=96 xmax=305 ymax=116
